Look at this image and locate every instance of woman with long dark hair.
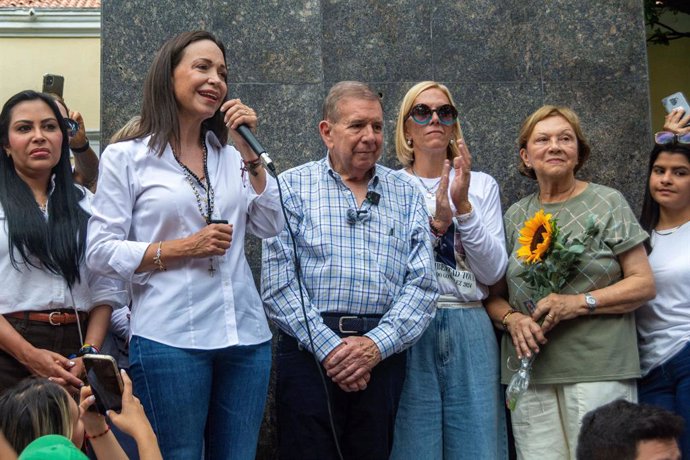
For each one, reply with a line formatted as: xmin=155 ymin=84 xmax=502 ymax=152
xmin=86 ymin=31 xmax=283 ymax=459
xmin=0 ymin=90 xmax=121 ymax=393
xmin=637 ymin=133 xmax=690 ymax=458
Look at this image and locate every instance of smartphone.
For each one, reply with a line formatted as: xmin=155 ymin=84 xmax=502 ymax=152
xmin=83 ymin=354 xmax=124 ymax=415
xmin=662 ymin=92 xmax=690 ymax=116
xmin=42 ymin=74 xmax=64 ymax=98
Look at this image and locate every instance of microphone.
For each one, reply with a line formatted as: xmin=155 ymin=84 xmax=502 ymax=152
xmin=236 ymin=124 xmax=275 ymax=174
xmin=346 ymin=208 xmax=370 ymax=225
xmin=366 ymin=191 xmax=380 ymax=205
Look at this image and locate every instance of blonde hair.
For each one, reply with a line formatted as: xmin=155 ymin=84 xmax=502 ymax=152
xmin=517 ymin=105 xmax=591 ymax=180
xmin=0 ymin=379 xmax=73 ymax=453
xmin=110 ymin=115 xmax=142 ymax=144
xmin=395 ymin=81 xmax=464 ymax=168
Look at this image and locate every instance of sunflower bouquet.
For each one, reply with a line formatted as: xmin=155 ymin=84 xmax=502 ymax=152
xmin=505 ymin=209 xmax=599 ymax=410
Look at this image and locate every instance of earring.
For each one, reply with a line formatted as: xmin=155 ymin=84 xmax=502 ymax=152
xmin=449 ymin=139 xmax=455 ymax=145
xmin=406 ymin=139 xmax=412 ymax=146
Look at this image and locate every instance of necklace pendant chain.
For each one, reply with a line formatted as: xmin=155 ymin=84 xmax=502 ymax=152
xmin=412 ymin=168 xmax=442 ymax=199
xmin=174 ymin=133 xmax=214 ymax=224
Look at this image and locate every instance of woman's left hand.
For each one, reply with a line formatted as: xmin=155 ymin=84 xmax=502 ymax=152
xmin=450 ymin=139 xmax=472 ymax=214
xmin=532 ymin=292 xmax=583 ymax=334
xmin=664 ymin=108 xmax=690 ymax=135
xmin=221 ymin=99 xmax=259 ymax=158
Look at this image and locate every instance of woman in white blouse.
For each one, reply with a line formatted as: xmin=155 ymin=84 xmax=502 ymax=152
xmin=0 ymin=90 xmax=122 ymax=394
xmin=86 ymin=31 xmax=284 ymax=459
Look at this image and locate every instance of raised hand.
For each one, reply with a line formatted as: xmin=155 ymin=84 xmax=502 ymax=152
xmin=450 ymin=139 xmax=472 ymax=215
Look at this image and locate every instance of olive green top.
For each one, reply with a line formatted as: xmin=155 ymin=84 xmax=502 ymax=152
xmin=501 ymin=183 xmax=648 ymax=385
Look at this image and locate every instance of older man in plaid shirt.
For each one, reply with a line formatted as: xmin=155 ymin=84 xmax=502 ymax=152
xmin=262 ymin=81 xmax=438 ymax=460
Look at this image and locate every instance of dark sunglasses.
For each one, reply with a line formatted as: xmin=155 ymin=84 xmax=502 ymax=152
xmin=65 ymin=118 xmax=79 ymax=138
xmin=655 ymin=131 xmax=690 ymax=146
xmin=405 ymin=104 xmax=458 ymax=126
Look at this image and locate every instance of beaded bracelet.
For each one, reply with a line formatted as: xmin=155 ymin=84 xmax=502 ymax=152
xmin=153 ymin=241 xmax=166 ymax=271
xmin=243 ymin=158 xmax=263 ymax=177
xmin=87 ymin=425 xmax=110 ymax=440
xmin=501 ymin=309 xmax=519 ymax=331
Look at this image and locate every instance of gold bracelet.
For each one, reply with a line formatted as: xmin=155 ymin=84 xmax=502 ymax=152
xmin=153 ymin=241 xmax=166 ymax=271
xmin=501 ymin=309 xmax=518 ymax=331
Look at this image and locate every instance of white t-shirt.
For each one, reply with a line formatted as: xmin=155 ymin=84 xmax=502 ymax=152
xmin=636 ymin=222 xmax=690 ymax=376
xmin=401 ymin=169 xmax=507 ymax=303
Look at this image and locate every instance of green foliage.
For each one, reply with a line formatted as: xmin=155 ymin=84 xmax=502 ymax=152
xmin=517 ymin=215 xmax=599 ymax=301
xmin=645 ymin=0 xmax=690 ymax=45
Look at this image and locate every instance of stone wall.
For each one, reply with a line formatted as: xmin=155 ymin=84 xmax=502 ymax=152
xmin=101 ymin=1 xmax=652 ymax=457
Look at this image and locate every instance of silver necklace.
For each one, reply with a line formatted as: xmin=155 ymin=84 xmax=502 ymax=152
xmin=653 ymin=221 xmax=688 ymax=236
xmin=411 ymin=168 xmax=441 ymax=200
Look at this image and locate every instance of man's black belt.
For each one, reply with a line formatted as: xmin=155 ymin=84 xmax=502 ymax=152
xmin=321 ymin=313 xmax=382 ymax=335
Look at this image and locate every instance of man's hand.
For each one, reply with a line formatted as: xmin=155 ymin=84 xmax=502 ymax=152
xmin=322 ymin=336 xmax=381 ymax=389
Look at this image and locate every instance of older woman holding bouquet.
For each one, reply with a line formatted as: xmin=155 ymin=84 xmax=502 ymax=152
xmin=485 ymin=105 xmax=655 ymax=459
xmin=390 ymin=81 xmax=508 ymax=459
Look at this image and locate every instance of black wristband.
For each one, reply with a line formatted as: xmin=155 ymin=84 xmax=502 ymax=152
xmin=71 ymin=140 xmax=90 ymax=153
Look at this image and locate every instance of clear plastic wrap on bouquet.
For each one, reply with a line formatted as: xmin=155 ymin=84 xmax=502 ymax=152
xmin=505 ymin=355 xmax=535 ymax=411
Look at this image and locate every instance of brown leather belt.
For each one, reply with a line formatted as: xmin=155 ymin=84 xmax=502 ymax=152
xmin=5 ymin=311 xmax=87 ymax=326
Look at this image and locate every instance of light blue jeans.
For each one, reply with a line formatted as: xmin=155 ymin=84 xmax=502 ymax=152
xmin=129 ymin=336 xmax=271 ymax=460
xmin=391 ymin=306 xmax=508 ymax=459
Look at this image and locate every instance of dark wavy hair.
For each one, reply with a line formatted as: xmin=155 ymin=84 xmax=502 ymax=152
xmin=0 ymin=90 xmax=89 ymax=287
xmin=639 ymin=142 xmax=690 ymax=253
xmin=122 ymin=30 xmax=229 ymax=155
xmin=0 ymin=378 xmax=74 ymax=453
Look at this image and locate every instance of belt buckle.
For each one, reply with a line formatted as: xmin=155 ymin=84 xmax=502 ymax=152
xmin=48 ymin=311 xmax=63 ymax=326
xmin=338 ymin=316 xmax=358 ymax=334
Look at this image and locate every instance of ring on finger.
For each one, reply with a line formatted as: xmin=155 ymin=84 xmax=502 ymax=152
xmin=546 ymin=313 xmax=554 ymax=320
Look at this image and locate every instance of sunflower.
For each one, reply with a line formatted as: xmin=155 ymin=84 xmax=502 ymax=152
xmin=516 ymin=209 xmax=554 ymax=264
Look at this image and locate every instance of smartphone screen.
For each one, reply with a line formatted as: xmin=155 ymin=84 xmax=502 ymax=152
xmin=83 ymin=355 xmax=123 ymax=415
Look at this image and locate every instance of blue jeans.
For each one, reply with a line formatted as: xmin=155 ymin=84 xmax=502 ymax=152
xmin=391 ymin=307 xmax=508 ymax=460
xmin=129 ymin=336 xmax=271 ymax=460
xmin=639 ymin=341 xmax=690 ymax=458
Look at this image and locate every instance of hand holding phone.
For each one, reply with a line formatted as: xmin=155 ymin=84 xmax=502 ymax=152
xmin=83 ymin=354 xmax=124 ymax=415
xmin=662 ymin=92 xmax=690 ymax=117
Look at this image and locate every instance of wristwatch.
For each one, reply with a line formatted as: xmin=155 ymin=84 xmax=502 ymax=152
xmin=584 ymin=292 xmax=597 ymax=314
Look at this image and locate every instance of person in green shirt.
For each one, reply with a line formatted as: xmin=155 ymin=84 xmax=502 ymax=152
xmin=485 ymin=105 xmax=656 ymax=459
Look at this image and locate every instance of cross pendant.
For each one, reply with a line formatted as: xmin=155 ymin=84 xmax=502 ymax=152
xmin=208 ymin=259 xmax=216 ymax=277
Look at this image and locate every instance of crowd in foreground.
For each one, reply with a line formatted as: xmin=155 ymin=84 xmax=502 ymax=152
xmin=0 ymin=29 xmax=689 ymax=460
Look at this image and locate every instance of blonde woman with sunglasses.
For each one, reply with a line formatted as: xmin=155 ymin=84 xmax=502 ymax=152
xmin=390 ymin=81 xmax=508 ymax=459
